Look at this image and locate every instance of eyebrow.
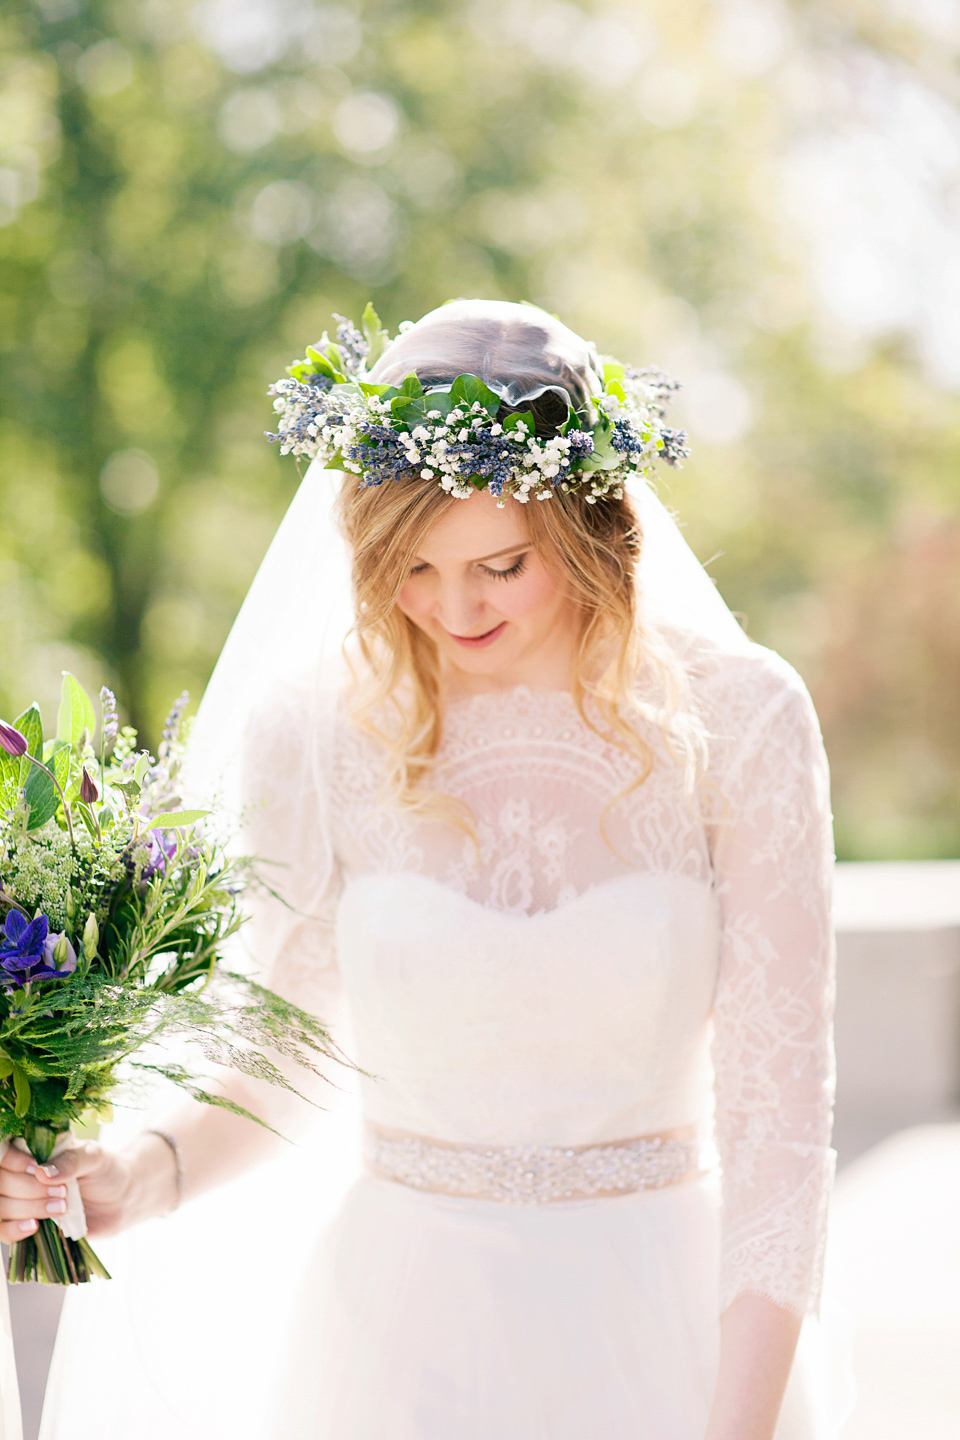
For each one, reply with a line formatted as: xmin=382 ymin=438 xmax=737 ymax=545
xmin=472 ymin=542 xmax=532 ymax=563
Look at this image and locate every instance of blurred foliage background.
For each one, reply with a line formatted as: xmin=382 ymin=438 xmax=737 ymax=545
xmin=1 ymin=0 xmax=958 ymax=858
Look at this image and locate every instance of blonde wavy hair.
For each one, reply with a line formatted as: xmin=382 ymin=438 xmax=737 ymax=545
xmin=338 ymin=475 xmax=704 ymax=814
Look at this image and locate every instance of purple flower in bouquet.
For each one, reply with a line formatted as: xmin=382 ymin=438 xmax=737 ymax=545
xmin=0 ymin=913 xmax=77 ymax=986
xmin=142 ymin=830 xmax=178 ymax=879
xmin=0 ymin=723 xmax=27 ymax=758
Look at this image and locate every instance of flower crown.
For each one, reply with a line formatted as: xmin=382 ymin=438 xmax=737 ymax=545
xmin=266 ymin=305 xmax=688 ymax=505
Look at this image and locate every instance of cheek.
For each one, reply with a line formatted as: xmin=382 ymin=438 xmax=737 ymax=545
xmin=395 ymin=578 xmax=429 ymax=623
xmin=494 ymin=564 xmax=563 ymax=624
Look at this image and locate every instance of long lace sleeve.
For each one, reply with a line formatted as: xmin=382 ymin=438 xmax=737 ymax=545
xmin=239 ymin=687 xmax=342 ymax=1023
xmin=708 ymin=659 xmax=837 ymax=1317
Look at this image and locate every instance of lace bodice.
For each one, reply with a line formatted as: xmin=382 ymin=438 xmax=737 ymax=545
xmin=242 ymin=636 xmax=836 ymax=1318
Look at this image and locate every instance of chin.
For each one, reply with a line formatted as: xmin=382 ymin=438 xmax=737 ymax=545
xmin=440 ymin=640 xmax=520 ymax=676
xmin=445 ymin=648 xmax=511 ymax=674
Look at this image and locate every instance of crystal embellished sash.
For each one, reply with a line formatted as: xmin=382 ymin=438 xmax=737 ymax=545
xmin=364 ymin=1124 xmax=702 ymax=1205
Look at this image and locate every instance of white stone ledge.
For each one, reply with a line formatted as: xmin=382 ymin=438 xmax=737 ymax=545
xmin=834 ymin=860 xmax=960 ymax=933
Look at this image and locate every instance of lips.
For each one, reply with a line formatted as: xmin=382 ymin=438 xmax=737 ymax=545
xmin=447 ymin=621 xmax=507 ymax=650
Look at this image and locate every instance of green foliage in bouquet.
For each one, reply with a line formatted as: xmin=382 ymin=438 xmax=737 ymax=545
xmin=0 ymin=676 xmax=340 ymax=1285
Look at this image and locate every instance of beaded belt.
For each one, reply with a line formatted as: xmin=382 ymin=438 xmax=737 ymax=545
xmin=364 ymin=1124 xmax=701 ymax=1205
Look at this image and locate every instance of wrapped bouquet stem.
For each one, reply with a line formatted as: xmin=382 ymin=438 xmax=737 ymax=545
xmin=0 ymin=675 xmax=341 ymax=1285
xmin=0 ymin=1129 xmax=108 ymax=1284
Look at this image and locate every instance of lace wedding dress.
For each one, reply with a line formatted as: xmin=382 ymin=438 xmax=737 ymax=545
xmin=236 ymin=628 xmax=838 ymax=1440
xmin=39 ymin=471 xmax=848 ymax=1440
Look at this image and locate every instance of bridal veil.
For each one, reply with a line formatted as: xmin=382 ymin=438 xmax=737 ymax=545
xmin=36 ymin=304 xmax=831 ymax=1440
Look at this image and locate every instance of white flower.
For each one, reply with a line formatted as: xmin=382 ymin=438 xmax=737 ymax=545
xmin=427 ymin=409 xmax=443 ymax=420
xmin=412 ymin=426 xmax=429 ymax=442
xmin=398 ymin=319 xmax=415 ymax=333
xmin=490 ymin=423 xmax=503 ymax=436
xmin=420 ymin=468 xmax=435 ymax=479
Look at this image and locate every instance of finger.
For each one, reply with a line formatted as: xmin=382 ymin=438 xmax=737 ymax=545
xmin=0 ymin=1146 xmax=38 ymax=1175
xmin=0 ymin=1218 xmax=39 ymax=1245
xmin=35 ymin=1143 xmax=102 ymax=1185
xmin=0 ymin=1170 xmax=51 ymax=1200
xmin=0 ymin=1189 xmax=67 ymax=1221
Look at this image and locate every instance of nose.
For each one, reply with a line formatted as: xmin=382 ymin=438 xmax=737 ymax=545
xmin=434 ymin=577 xmax=489 ymax=637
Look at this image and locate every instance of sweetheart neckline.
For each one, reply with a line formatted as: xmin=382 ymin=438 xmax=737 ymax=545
xmin=338 ymin=868 xmax=715 ymax=926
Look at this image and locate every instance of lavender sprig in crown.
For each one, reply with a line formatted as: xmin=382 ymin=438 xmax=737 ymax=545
xmin=266 ymin=305 xmax=689 ymax=505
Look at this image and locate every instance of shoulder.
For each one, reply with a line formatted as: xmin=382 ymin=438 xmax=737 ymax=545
xmin=690 ymin=633 xmax=815 ymax=726
xmin=654 ymin=625 xmax=824 ymax=788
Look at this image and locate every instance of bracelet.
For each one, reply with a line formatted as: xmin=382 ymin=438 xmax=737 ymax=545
xmin=147 ymin=1129 xmax=183 ymax=1213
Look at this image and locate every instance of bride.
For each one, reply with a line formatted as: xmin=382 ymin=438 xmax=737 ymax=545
xmin=0 ymin=301 xmax=839 ymax=1440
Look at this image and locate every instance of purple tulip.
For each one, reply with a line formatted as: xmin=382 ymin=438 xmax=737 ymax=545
xmin=0 ymin=912 xmax=76 ymax=986
xmin=80 ymin=768 xmax=99 ymax=804
xmin=0 ymin=723 xmax=27 ymax=758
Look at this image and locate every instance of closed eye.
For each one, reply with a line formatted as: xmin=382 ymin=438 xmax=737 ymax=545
xmin=480 ymin=553 xmax=528 ymax=581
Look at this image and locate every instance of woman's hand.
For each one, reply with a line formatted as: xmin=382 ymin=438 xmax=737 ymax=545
xmin=0 ymin=1132 xmax=179 ymax=1244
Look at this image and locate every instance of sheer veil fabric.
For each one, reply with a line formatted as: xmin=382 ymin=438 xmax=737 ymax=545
xmin=0 ymin=1283 xmax=21 ymax=1440
xmin=37 ymin=304 xmax=852 ymax=1439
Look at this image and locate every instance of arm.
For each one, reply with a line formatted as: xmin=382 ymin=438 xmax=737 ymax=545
xmin=706 ymin=1297 xmax=802 ymax=1440
xmin=705 ymin=669 xmax=837 ymax=1440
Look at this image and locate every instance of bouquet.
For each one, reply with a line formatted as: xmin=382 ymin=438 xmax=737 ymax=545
xmin=0 ymin=674 xmax=338 ymax=1284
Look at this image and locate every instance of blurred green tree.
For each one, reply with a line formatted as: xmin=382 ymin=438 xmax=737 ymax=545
xmin=1 ymin=0 xmax=958 ymax=857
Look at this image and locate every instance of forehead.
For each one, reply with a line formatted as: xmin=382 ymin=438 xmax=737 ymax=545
xmin=416 ymin=490 xmax=531 ymax=561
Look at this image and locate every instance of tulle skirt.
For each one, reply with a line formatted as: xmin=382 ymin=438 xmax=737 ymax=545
xmin=271 ymin=1170 xmax=847 ymax=1440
